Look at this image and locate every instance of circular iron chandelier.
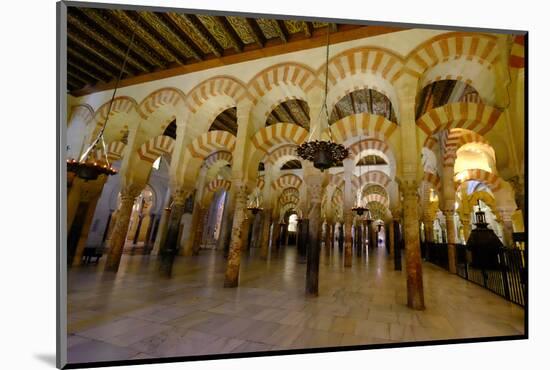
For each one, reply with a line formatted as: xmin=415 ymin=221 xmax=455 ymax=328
xmin=66 ymin=31 xmax=136 ymax=181
xmin=296 ymin=25 xmax=348 ymax=172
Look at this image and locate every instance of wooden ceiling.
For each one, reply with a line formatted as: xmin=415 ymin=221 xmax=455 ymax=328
xmin=266 ymin=99 xmax=310 ymax=129
xmin=210 ymin=107 xmax=238 ymax=135
xmin=415 ymin=80 xmax=479 ymax=119
xmin=330 ymin=88 xmax=397 ymax=124
xmin=66 ymin=6 xmax=406 ymax=95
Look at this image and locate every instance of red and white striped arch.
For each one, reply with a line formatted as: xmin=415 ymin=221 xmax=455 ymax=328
xmin=423 ymin=171 xmax=442 ymax=192
xmin=443 ymin=128 xmax=491 ymax=167
xmin=186 ymin=76 xmax=250 ymax=114
xmin=137 ymin=135 xmax=175 ymax=163
xmin=203 ymin=150 xmax=233 ymax=170
xmin=327 ymin=113 xmax=398 ymax=143
xmin=454 ymin=169 xmax=502 ymax=193
xmin=509 ymin=35 xmax=525 ymax=69
xmin=138 ymin=88 xmax=186 ymax=120
xmin=264 ymin=144 xmax=299 ymax=166
xmin=272 ymin=173 xmax=303 ymax=191
xmin=416 ymin=102 xmax=501 ymax=137
xmin=206 ymin=178 xmax=231 ymax=193
xmin=251 ymin=123 xmax=309 ymax=153
xmin=95 ymin=96 xmax=137 ymax=123
xmin=248 ymin=63 xmax=318 ymax=105
xmin=187 ymin=130 xmax=236 ymax=159
xmin=406 ymin=33 xmax=500 ymax=77
xmin=356 ymin=170 xmax=392 ymax=190
xmin=95 ymin=141 xmax=126 ymax=162
xmin=363 ymin=193 xmax=389 ymax=208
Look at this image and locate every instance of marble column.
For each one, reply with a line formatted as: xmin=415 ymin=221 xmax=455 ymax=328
xmin=297 ymin=218 xmax=309 ymax=264
xmin=224 ymin=183 xmax=248 ymax=288
xmin=159 ymin=189 xmax=188 ymax=274
xmin=393 ymin=220 xmax=402 ymax=271
xmin=443 ymin=210 xmax=457 ymax=274
xmin=356 ymin=220 xmax=363 ymax=257
xmin=217 ymin=190 xmax=235 ymax=255
xmin=387 ymin=221 xmax=394 ymax=257
xmin=270 ymin=217 xmax=281 ymax=251
xmin=105 ymin=185 xmax=141 ymax=272
xmin=324 ymin=222 xmax=333 ymax=255
xmin=182 ymin=194 xmax=202 ymax=256
xmin=337 ymin=223 xmax=344 ymax=252
xmin=402 ymin=181 xmax=425 ymax=310
xmin=152 ymin=207 xmax=170 ymax=256
xmin=192 ymin=207 xmax=208 ymax=255
xmin=259 ymin=209 xmax=272 ymax=258
xmin=71 ymin=195 xmax=101 ymax=266
xmin=343 ymin=211 xmax=353 ymax=267
xmin=242 ymin=214 xmax=252 ymax=251
xmin=306 ymin=176 xmax=323 ymax=296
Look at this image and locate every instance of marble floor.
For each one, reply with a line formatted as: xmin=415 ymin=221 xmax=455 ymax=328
xmin=66 ymin=244 xmax=525 ymax=364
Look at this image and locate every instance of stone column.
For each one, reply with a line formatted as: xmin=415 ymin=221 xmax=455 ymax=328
xmin=151 ymin=207 xmax=170 ymax=255
xmin=224 ymin=182 xmax=249 ymax=287
xmin=217 ymin=190 xmax=235 ymax=254
xmin=324 ymin=222 xmax=332 ymax=255
xmin=270 ymin=216 xmax=281 ymax=251
xmin=443 ymin=210 xmax=457 ymax=274
xmin=158 ymin=189 xmax=188 ymax=274
xmin=393 ymin=219 xmax=402 ymax=271
xmin=71 ymin=195 xmax=101 ymax=266
xmin=105 ymin=185 xmax=142 ymax=272
xmin=388 ymin=220 xmax=395 ymax=257
xmin=356 ymin=220 xmax=363 ymax=257
xmin=67 ymin=179 xmax=82 ymax=233
xmin=337 ymin=223 xmax=344 ymax=252
xmin=192 ymin=207 xmax=208 ymax=255
xmin=242 ymin=214 xmax=252 ymax=251
xmin=402 ymin=180 xmax=425 ymax=310
xmin=297 ymin=218 xmax=309 ymax=263
xmin=343 ymin=211 xmax=353 ymax=267
xmin=498 ymin=208 xmax=515 ymax=247
xmin=305 ymin=174 xmax=323 ymax=296
xmin=259 ymin=209 xmax=272 ymax=258
xmin=182 ymin=193 xmax=202 ymax=256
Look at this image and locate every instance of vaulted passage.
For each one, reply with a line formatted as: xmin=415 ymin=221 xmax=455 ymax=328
xmin=65 ymin=6 xmax=525 ymax=365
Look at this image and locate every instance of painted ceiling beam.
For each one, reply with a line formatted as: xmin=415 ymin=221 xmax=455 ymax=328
xmin=80 ymin=8 xmax=166 ymax=68
xmin=111 ymin=9 xmax=184 ymax=64
xmin=176 ymin=14 xmax=224 ymax=57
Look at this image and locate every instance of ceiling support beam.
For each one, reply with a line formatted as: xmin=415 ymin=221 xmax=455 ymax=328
xmin=80 ymin=8 xmax=166 ymax=68
xmin=244 ymin=18 xmax=265 ymax=47
xmin=273 ymin=20 xmax=288 ymax=43
xmin=67 ymin=46 xmax=117 ymax=80
xmin=67 ymin=31 xmax=130 ymax=74
xmin=67 ymin=12 xmax=149 ymax=73
xmin=111 ymin=9 xmax=184 ymax=64
xmin=175 ymin=14 xmax=224 ymax=57
xmin=138 ymin=11 xmax=204 ymax=62
xmin=303 ymin=22 xmax=313 ymax=38
xmin=213 ymin=16 xmax=243 ymax=52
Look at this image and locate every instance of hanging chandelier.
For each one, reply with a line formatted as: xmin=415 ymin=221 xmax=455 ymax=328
xmin=296 ymin=24 xmax=348 ymax=172
xmin=66 ymin=31 xmax=136 ymax=181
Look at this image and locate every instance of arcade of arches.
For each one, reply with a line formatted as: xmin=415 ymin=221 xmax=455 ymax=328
xmin=66 ymin=22 xmax=525 ymax=361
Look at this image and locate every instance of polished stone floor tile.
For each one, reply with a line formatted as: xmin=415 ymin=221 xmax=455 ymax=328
xmin=66 ymin=245 xmax=525 ymax=364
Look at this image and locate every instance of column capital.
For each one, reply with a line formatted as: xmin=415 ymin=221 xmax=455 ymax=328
xmin=442 ymin=209 xmax=455 ymax=218
xmin=400 ymin=179 xmax=419 ymax=199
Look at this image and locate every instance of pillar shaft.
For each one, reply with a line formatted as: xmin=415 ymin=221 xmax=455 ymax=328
xmin=217 ymin=190 xmax=235 ymax=254
xmin=499 ymin=209 xmax=515 ymax=247
xmin=344 ymin=212 xmax=353 ymax=267
xmin=152 ymin=207 xmax=170 ymax=255
xmin=105 ymin=186 xmax=141 ymax=272
xmin=192 ymin=207 xmax=207 ymax=255
xmin=259 ymin=209 xmax=272 ymax=258
xmin=71 ymin=195 xmax=100 ymax=266
xmin=443 ymin=210 xmax=457 ymax=274
xmin=305 ymin=176 xmax=323 ymax=296
xmin=402 ymin=181 xmax=425 ymax=310
xmin=224 ymin=185 xmax=248 ymax=287
xmin=182 ymin=195 xmax=202 ymax=256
